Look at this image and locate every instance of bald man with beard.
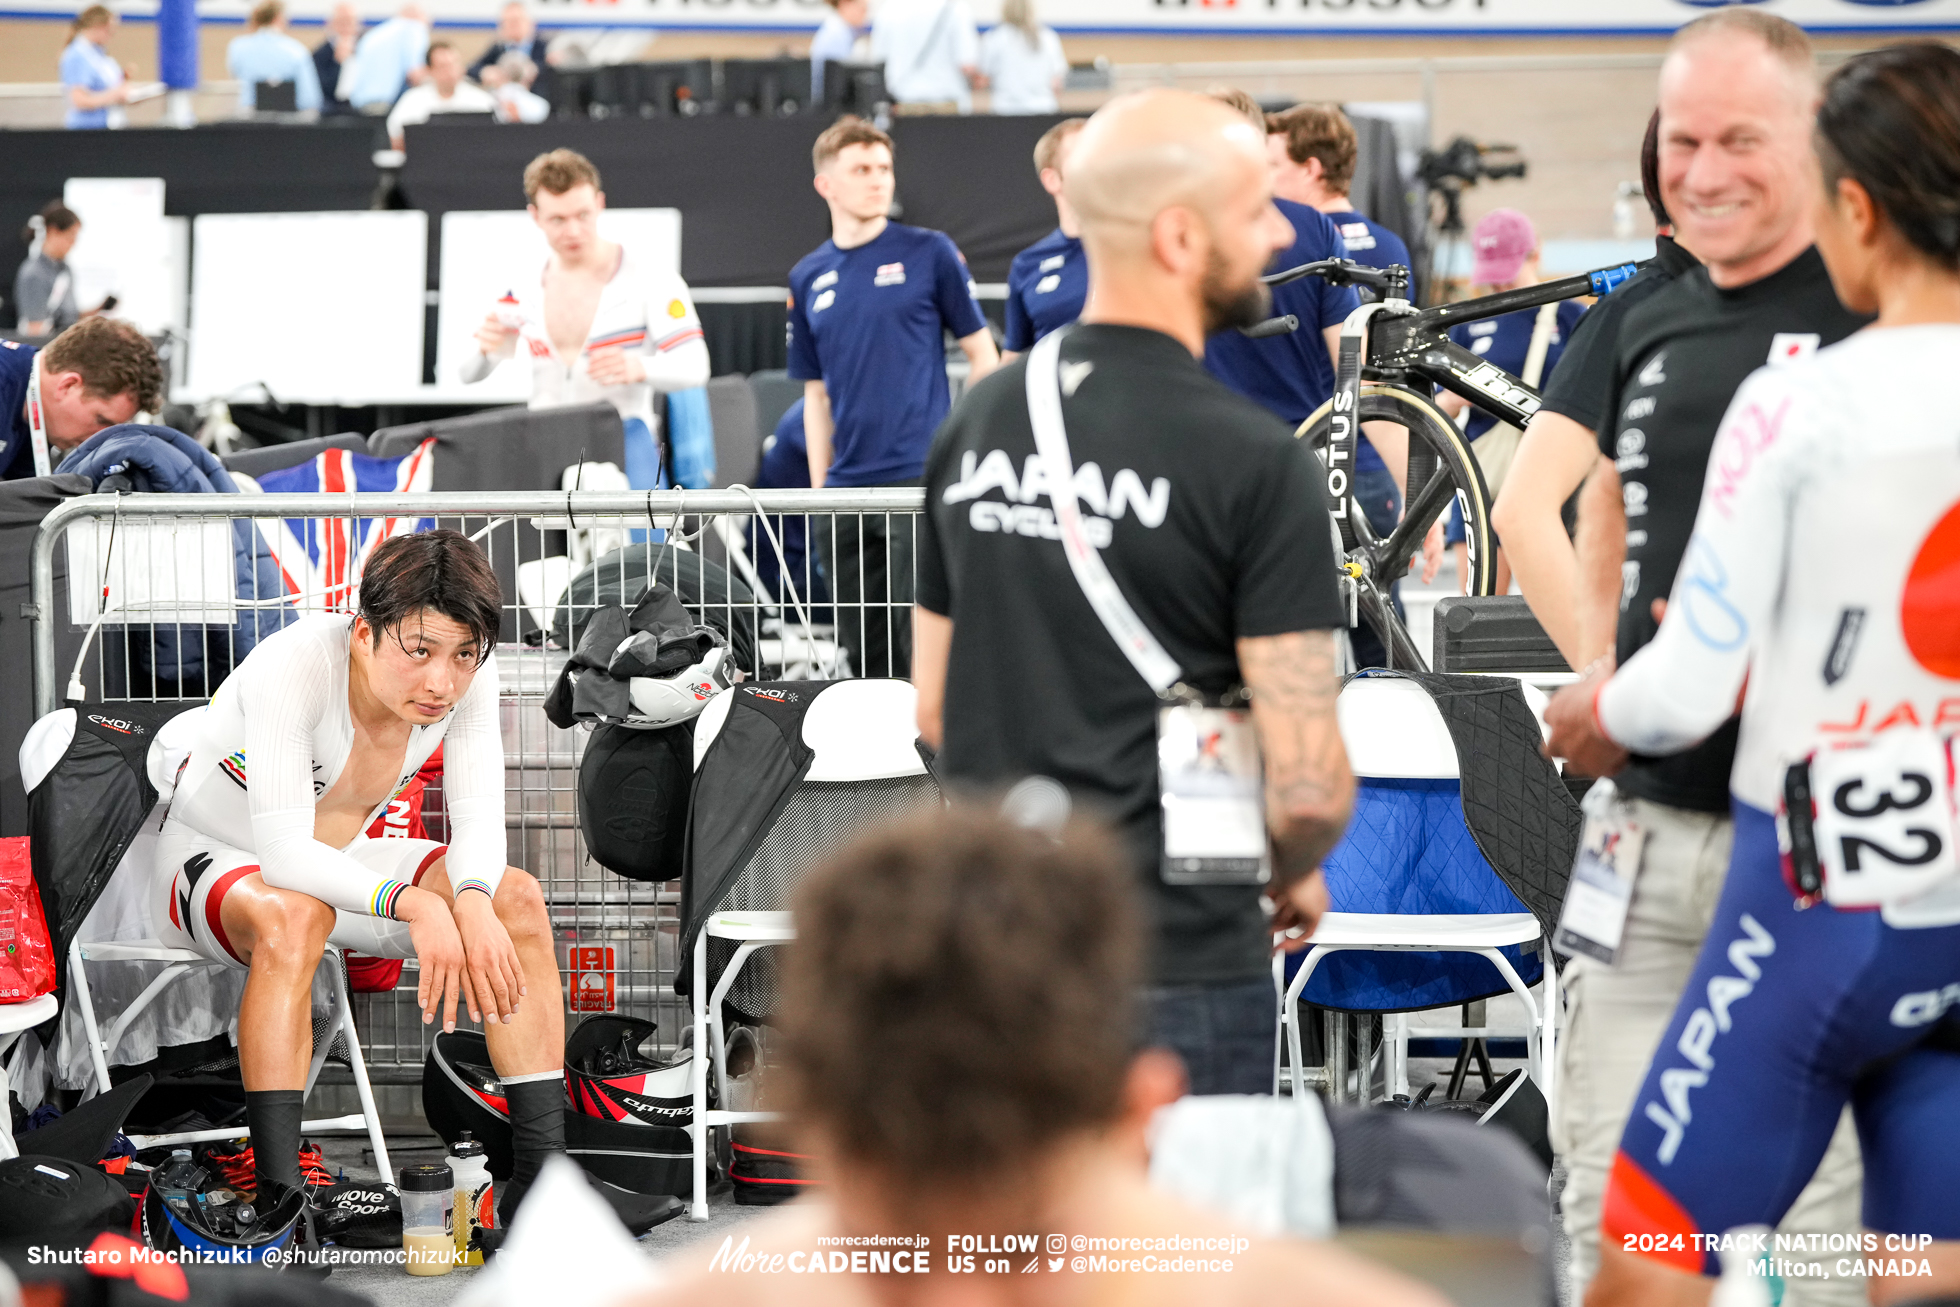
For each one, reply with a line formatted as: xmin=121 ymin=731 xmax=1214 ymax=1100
xmin=908 ymin=89 xmax=1356 ymax=1097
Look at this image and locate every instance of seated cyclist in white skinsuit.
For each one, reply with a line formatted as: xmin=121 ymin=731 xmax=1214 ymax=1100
xmin=159 ymin=530 xmax=568 ymax=1218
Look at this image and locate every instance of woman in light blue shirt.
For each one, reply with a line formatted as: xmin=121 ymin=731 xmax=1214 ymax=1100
xmin=228 ymin=0 xmax=323 ymax=111
xmin=59 ymin=5 xmax=129 ymax=130
xmin=976 ymin=0 xmax=1067 ymax=115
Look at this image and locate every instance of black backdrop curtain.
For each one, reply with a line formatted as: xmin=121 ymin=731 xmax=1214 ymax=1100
xmin=0 ymin=122 xmax=383 ymax=323
xmin=398 ymin=113 xmax=1068 ymax=287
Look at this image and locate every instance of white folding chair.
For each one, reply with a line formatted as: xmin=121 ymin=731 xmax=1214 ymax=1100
xmin=67 ymin=937 xmax=395 ymax=1184
xmin=1275 ymin=676 xmax=1558 ymax=1117
xmin=683 ymin=679 xmax=932 ymax=1220
xmin=0 ymin=992 xmax=60 ymax=1161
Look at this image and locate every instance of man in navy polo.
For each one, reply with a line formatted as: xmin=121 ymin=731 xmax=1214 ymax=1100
xmin=1198 ymin=93 xmax=1359 ymax=439
xmin=1001 ymin=117 xmax=1088 ymax=362
xmin=787 ymin=115 xmax=997 ymax=679
xmin=1 ymin=318 xmax=158 ymax=480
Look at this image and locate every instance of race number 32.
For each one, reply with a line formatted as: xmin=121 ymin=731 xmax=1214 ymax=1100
xmin=1810 ymin=729 xmax=1959 ymax=908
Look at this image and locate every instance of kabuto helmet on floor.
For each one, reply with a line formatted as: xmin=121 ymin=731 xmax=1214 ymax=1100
xmin=563 ymin=1015 xmax=695 ymax=1197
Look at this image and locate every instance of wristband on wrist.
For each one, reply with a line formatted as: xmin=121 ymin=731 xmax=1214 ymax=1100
xmin=1590 ymin=679 xmax=1618 ymax=749
xmin=371 ymin=879 xmax=411 ymax=920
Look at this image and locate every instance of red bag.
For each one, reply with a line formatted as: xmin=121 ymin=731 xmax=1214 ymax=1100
xmin=0 ymin=836 xmax=55 ymax=1002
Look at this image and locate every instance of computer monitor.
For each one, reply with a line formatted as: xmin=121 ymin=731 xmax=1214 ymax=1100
xmin=254 ymin=80 xmax=298 ymax=112
xmin=720 ymin=58 xmax=814 ymax=116
xmin=623 ymin=59 xmax=715 ymax=117
xmin=822 ymin=60 xmax=888 ymax=116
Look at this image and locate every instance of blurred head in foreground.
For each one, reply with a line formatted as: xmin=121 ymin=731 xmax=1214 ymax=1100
xmin=639 ymin=805 xmax=1445 ymax=1307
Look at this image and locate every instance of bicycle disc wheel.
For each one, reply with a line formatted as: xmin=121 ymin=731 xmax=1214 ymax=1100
xmin=1294 ymin=384 xmax=1497 ymax=599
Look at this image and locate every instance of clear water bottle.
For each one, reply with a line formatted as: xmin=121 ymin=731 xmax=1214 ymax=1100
xmin=447 ymin=1132 xmax=494 ymax=1266
xmin=156 ymin=1148 xmax=202 ymax=1218
xmin=399 ymin=1164 xmax=455 ymax=1278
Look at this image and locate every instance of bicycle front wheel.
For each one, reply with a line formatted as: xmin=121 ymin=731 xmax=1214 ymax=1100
xmin=1295 ymin=384 xmax=1497 ymax=599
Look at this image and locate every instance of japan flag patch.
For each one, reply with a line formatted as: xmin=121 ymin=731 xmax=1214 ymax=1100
xmin=1768 ymin=333 xmax=1820 ymax=366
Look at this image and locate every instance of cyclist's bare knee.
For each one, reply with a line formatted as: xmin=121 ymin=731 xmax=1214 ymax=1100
xmin=227 ymin=878 xmax=334 ymax=972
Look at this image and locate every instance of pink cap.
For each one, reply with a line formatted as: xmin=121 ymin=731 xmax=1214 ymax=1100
xmin=1470 ymin=208 xmax=1537 ymax=285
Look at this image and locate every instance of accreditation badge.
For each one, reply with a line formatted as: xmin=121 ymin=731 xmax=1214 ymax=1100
xmin=1553 ymin=779 xmax=1646 ymax=966
xmin=1158 ymin=698 xmax=1270 ymax=887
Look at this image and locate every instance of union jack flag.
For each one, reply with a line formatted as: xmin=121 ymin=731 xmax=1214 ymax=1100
xmin=252 ymin=439 xmax=436 ymax=612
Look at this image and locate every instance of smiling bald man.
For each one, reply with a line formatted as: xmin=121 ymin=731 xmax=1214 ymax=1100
xmin=911 ymin=88 xmax=1358 ymax=1096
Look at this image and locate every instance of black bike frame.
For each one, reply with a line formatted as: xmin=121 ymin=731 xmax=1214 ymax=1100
xmin=1265 ymin=256 xmax=1643 ymax=583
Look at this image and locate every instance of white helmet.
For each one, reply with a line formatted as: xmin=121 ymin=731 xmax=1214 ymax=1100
xmin=626 ymin=643 xmax=733 ymax=728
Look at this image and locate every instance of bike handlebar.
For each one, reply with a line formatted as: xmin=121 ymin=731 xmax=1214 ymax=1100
xmin=1243 ymin=257 xmax=1650 ymax=339
xmin=1236 ymin=314 xmax=1299 ymax=339
xmin=1262 ymin=258 xmax=1403 ymax=294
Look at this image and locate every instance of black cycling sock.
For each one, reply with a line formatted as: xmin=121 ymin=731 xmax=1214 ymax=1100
xmin=497 ymin=1072 xmax=566 ymax=1224
xmin=246 ymin=1089 xmax=305 ymax=1196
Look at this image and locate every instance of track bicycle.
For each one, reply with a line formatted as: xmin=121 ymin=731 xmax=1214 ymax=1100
xmin=1245 ymin=257 xmax=1643 ymax=668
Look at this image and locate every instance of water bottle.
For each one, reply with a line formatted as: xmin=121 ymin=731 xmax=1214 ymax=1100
xmin=156 ymin=1149 xmax=202 ymax=1219
xmin=399 ymin=1164 xmax=454 ymax=1278
xmin=446 ymin=1132 xmax=494 ymax=1266
xmin=494 ymin=290 xmax=524 ymax=331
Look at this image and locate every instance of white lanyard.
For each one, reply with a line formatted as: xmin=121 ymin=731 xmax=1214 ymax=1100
xmin=25 ymin=353 xmax=52 ymax=478
xmin=1023 ymin=329 xmax=1183 ymax=695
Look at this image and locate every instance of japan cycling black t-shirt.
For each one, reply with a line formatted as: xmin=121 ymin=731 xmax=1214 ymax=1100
xmin=917 ymin=324 xmax=1347 ymax=986
xmin=1599 ymin=246 xmax=1867 ymax=812
xmin=1539 ymin=235 xmax=1700 ymax=435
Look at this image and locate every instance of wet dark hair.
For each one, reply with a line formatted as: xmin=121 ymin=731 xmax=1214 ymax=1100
xmin=779 ymin=804 xmax=1142 ymax=1197
xmin=356 ymin=529 xmax=502 ymax=659
xmin=1816 ymin=42 xmax=1960 ymax=272
xmin=1640 ymin=107 xmax=1669 ymax=230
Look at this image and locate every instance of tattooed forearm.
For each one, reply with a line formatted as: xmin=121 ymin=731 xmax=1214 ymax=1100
xmin=1238 ymin=630 xmax=1355 ymax=889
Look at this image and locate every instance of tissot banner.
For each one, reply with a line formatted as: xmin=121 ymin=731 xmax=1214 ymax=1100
xmin=10 ymin=0 xmax=1955 ymax=35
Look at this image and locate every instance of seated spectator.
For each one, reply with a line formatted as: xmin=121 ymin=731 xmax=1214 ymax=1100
xmin=58 ymin=5 xmax=129 ymax=131
xmin=228 ymin=0 xmax=322 ymax=113
xmin=470 ymin=2 xmax=556 ymax=107
xmin=312 ymin=0 xmax=362 ymax=113
xmin=387 ymin=41 xmax=499 ymax=149
xmin=808 ymin=0 xmax=868 ymax=104
xmin=1 ymin=318 xmax=163 ymax=481
xmin=340 ymin=0 xmax=429 ymax=114
xmin=976 ymin=0 xmax=1067 ymax=115
xmin=14 ymin=203 xmax=82 ymax=335
xmin=639 ymin=806 xmax=1444 ymax=1307
xmin=484 ymin=51 xmax=550 ymax=123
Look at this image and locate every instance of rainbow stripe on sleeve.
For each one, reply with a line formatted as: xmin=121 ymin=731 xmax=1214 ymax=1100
xmin=370 ymin=879 xmax=410 ymax=919
xmin=651 ymin=324 xmax=704 ymax=353
xmin=452 ymin=877 xmax=496 ymax=900
xmin=219 ymin=751 xmax=248 ymax=789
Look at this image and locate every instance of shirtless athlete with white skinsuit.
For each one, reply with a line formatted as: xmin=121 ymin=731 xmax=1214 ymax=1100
xmin=461 ymin=148 xmax=710 ymax=487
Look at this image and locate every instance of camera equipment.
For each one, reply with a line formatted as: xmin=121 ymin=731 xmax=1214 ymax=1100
xmin=1415 ymin=136 xmax=1529 ymax=305
xmin=1417 ymin=136 xmax=1528 ymax=190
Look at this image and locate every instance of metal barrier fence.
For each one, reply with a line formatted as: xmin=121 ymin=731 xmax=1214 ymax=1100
xmin=30 ymin=487 xmax=925 ymax=1080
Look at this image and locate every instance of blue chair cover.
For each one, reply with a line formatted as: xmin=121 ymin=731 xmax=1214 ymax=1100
xmin=1285 ymin=776 xmax=1543 ymax=1012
